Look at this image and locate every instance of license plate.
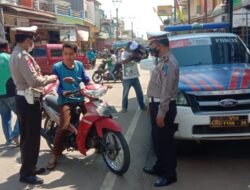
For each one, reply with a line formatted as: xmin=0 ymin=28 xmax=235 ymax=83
xmin=210 ymin=115 xmax=249 ymax=128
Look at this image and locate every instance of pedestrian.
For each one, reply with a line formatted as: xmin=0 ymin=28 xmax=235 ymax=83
xmin=86 ymin=48 xmax=96 ymax=67
xmin=10 ymin=26 xmax=57 ymax=185
xmin=47 ymin=43 xmax=94 ymax=170
xmin=119 ymin=41 xmax=146 ymax=113
xmin=143 ymin=32 xmax=179 ymax=187
xmin=0 ymin=39 xmax=19 ymax=145
xmin=109 ymin=49 xmax=117 ymax=81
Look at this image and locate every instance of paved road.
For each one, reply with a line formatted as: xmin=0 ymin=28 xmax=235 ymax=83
xmin=1 ymin=63 xmax=250 ymax=190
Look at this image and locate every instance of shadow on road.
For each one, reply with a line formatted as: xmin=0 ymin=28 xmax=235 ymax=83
xmin=0 ymin=144 xmax=19 ymax=157
xmin=0 ymin=150 xmax=107 ymax=190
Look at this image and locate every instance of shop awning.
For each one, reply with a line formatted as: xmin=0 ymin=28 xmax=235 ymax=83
xmin=77 ymin=30 xmax=89 ymax=41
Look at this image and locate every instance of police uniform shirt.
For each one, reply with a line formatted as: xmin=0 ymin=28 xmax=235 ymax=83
xmin=10 ymin=45 xmax=55 ymax=91
xmin=147 ymin=51 xmax=179 ymax=117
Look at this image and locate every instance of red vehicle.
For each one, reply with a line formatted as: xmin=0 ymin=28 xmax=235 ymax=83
xmin=33 ymin=44 xmax=91 ymax=74
xmin=41 ymin=80 xmax=130 ymax=175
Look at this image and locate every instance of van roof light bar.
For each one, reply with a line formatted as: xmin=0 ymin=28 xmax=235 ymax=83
xmin=165 ymin=22 xmax=230 ymax=32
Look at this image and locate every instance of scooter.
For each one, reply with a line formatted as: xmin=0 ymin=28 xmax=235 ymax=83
xmin=41 ymin=79 xmax=130 ymax=175
xmin=92 ymin=60 xmax=123 ymax=84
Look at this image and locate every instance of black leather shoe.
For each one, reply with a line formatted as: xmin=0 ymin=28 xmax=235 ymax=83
xmin=143 ymin=166 xmax=160 ymax=175
xmin=32 ymin=168 xmax=46 ymax=175
xmin=154 ymin=176 xmax=177 ymax=187
xmin=20 ymin=175 xmax=44 ymax=185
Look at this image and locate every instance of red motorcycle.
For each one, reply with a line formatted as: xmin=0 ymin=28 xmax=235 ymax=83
xmin=41 ymin=79 xmax=130 ymax=175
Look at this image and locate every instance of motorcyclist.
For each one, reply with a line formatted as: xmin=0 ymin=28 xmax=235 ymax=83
xmin=108 ymin=49 xmax=117 ymax=81
xmin=86 ymin=48 xmax=96 ymax=67
xmin=47 ymin=43 xmax=94 ymax=170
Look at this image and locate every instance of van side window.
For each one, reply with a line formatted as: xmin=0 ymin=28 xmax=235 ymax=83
xmin=33 ymin=48 xmax=47 ymax=57
xmin=211 ymin=37 xmax=248 ymax=64
xmin=51 ymin=49 xmax=62 ymax=57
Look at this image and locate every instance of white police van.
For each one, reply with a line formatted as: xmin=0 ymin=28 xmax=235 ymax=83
xmin=142 ymin=23 xmax=250 ymax=141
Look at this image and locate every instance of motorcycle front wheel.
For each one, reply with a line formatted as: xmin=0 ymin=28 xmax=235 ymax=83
xmin=102 ymin=130 xmax=130 ymax=175
xmin=42 ymin=117 xmax=58 ymax=150
xmin=92 ymin=72 xmax=103 ymax=84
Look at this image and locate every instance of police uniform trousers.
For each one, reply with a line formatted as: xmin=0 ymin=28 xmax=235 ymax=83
xmin=16 ymin=95 xmax=42 ymax=178
xmin=149 ymin=99 xmax=177 ymax=177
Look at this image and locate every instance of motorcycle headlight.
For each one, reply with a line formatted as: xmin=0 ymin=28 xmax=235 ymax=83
xmin=176 ymin=91 xmax=188 ymax=106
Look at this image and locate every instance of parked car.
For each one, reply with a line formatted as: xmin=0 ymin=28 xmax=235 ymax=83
xmin=33 ymin=44 xmax=91 ymax=74
xmin=141 ymin=23 xmax=250 ymax=141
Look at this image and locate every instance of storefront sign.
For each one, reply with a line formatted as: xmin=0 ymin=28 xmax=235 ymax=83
xmin=39 ymin=2 xmax=54 ymax=12
xmin=78 ymin=30 xmax=89 ymax=41
xmin=60 ymin=29 xmax=76 ymax=41
xmin=4 ymin=15 xmax=15 ymax=26
xmin=157 ymin=5 xmax=172 ymax=16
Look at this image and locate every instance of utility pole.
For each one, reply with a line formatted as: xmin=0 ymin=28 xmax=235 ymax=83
xmin=112 ymin=0 xmax=122 ymax=40
xmin=126 ymin=16 xmax=135 ymax=40
xmin=188 ymin=0 xmax=191 ymax=24
xmin=174 ymin=0 xmax=176 ymax=23
xmin=204 ymin=0 xmax=207 ymax=23
xmin=0 ymin=8 xmax=5 ymax=40
xmin=227 ymin=0 xmax=233 ymax=33
xmin=131 ymin=21 xmax=133 ymax=40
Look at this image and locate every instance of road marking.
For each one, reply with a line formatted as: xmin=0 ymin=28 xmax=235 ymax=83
xmin=100 ymin=107 xmax=141 ymax=190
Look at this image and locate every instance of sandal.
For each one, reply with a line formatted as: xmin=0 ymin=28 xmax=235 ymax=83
xmin=46 ymin=161 xmax=58 ymax=170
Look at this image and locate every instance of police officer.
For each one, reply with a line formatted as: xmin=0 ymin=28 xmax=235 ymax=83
xmin=143 ymin=32 xmax=179 ymax=187
xmin=10 ymin=26 xmax=57 ymax=184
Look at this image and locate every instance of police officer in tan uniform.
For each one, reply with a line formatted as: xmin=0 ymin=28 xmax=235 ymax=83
xmin=143 ymin=32 xmax=179 ymax=187
xmin=10 ymin=26 xmax=57 ymax=184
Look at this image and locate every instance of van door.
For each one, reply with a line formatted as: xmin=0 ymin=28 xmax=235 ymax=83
xmin=49 ymin=48 xmax=63 ymax=73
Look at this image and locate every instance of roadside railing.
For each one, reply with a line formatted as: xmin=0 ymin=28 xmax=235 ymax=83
xmin=38 ymin=2 xmax=84 ymax=19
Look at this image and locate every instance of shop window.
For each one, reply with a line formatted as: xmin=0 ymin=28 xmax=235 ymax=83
xmin=196 ymin=5 xmax=201 ymax=14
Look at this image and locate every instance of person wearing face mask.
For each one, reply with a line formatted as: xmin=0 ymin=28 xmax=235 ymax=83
xmin=143 ymin=32 xmax=179 ymax=187
xmin=9 ymin=26 xmax=58 ymax=185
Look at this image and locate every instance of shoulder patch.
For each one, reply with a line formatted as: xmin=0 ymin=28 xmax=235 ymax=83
xmin=26 ymin=56 xmax=35 ymax=72
xmin=17 ymin=52 xmax=22 ymax=59
xmin=163 ymin=64 xmax=168 ymax=76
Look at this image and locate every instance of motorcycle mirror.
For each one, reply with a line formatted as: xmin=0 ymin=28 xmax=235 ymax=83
xmin=63 ymin=77 xmax=75 ymax=83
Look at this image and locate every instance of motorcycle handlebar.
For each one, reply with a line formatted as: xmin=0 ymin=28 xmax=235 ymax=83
xmin=65 ymin=85 xmax=112 ymax=99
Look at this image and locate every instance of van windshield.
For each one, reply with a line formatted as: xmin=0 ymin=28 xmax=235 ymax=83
xmin=170 ymin=37 xmax=250 ymax=66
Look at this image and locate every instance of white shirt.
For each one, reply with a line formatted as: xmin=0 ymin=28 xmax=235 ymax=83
xmin=122 ymin=51 xmax=140 ymax=80
xmin=111 ymin=54 xmax=117 ymax=65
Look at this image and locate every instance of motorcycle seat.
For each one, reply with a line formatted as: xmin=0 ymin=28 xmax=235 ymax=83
xmin=45 ymin=95 xmax=60 ymax=113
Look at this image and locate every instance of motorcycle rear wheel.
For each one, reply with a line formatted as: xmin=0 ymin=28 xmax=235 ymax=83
xmin=92 ymin=72 xmax=103 ymax=84
xmin=102 ymin=130 xmax=130 ymax=175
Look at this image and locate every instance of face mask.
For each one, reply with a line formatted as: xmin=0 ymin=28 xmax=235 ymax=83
xmin=28 ymin=42 xmax=34 ymax=53
xmin=149 ymin=48 xmax=160 ymax=58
